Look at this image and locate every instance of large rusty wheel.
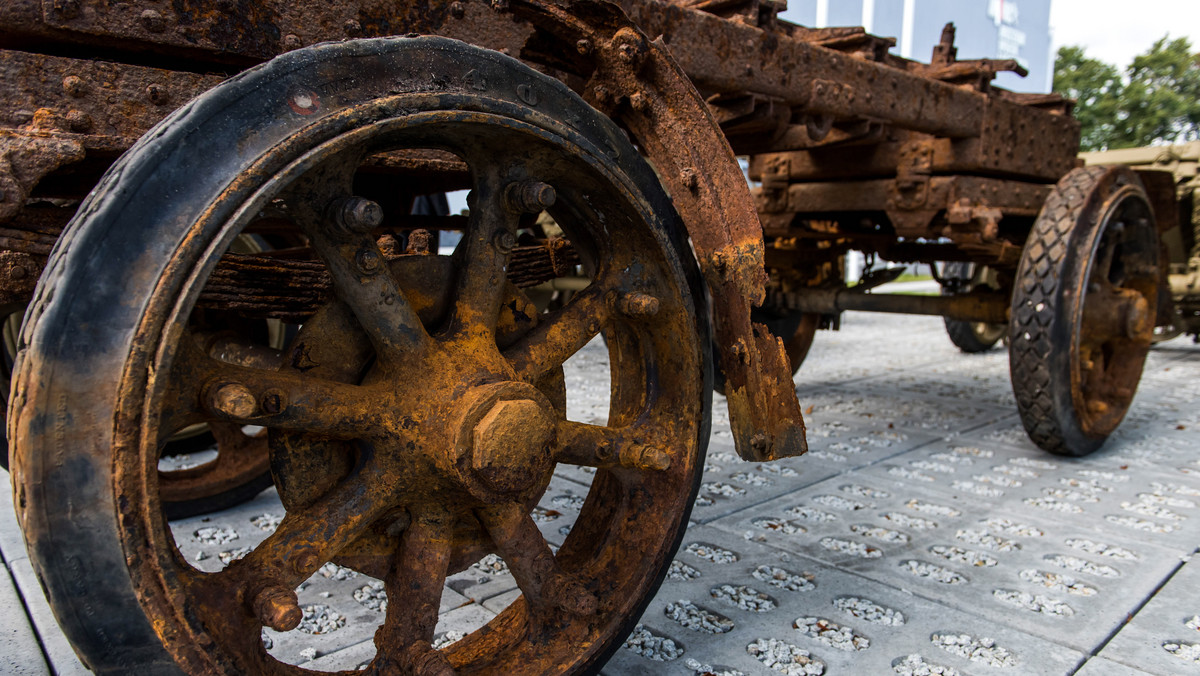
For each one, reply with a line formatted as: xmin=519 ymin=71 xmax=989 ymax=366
xmin=11 ymin=37 xmax=710 ymax=674
xmin=1009 ymin=166 xmax=1159 ymax=456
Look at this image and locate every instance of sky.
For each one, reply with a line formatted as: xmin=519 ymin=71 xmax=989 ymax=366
xmin=1050 ymin=0 xmax=1200 ymax=68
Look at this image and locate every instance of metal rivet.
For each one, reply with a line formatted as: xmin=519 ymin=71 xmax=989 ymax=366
xmin=146 ymin=84 xmax=170 ymax=105
xmin=576 ymin=39 xmax=592 ymax=54
xmin=450 ymin=1 xmax=465 ymax=18
xmin=493 ymin=230 xmax=516 ymax=254
xmin=62 ymin=76 xmax=88 ymax=98
xmin=65 ymin=110 xmax=93 ymax=133
xmin=615 ymin=292 xmax=659 ymax=318
xmin=283 ymin=34 xmax=303 ymax=51
xmin=344 ymin=19 xmax=362 ymax=36
xmin=140 ymin=9 xmax=166 ymax=33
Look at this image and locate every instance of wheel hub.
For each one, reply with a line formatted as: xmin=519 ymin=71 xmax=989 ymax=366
xmin=452 ymin=381 xmax=557 ymax=498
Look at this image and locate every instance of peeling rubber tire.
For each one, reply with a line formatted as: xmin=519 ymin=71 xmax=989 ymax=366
xmin=1008 ymin=166 xmax=1159 ymax=456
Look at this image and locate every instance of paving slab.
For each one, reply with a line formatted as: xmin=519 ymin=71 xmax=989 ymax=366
xmin=603 ymin=524 xmax=1086 ymax=675
xmin=1094 ymin=556 xmax=1200 ymax=676
xmin=708 ymin=466 xmax=1186 ymax=655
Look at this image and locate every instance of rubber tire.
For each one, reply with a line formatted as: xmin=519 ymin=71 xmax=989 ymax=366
xmin=10 ymin=36 xmax=710 ymax=675
xmin=941 ymin=262 xmax=1005 ymax=353
xmin=1008 ymin=165 xmax=1156 ymax=457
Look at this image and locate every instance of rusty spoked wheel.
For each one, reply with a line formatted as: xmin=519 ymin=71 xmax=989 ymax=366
xmin=1009 ymin=166 xmax=1159 ymax=456
xmin=11 ymin=37 xmax=710 ymax=674
xmin=941 ymin=262 xmax=1005 ymax=353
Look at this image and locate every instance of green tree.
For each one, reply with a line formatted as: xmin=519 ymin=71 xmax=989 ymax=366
xmin=1053 ymin=37 xmax=1200 ymax=151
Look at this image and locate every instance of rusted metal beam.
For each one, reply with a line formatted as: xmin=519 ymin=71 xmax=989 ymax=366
xmin=785 ymin=286 xmax=1010 ymax=324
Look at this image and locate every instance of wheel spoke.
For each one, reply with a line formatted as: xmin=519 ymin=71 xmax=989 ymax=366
xmin=293 ymin=197 xmax=431 ymax=363
xmin=504 ymin=283 xmax=610 ymax=383
xmin=446 ymin=170 xmax=523 ymax=339
xmin=157 ymin=423 xmax=269 ymax=505
xmin=216 ymin=454 xmax=395 ymax=630
xmin=556 ymin=421 xmax=672 ymax=471
xmin=162 ymin=336 xmax=383 ymax=439
xmin=369 ymin=509 xmax=456 ymax=676
xmin=476 ymin=503 xmax=597 ymax=618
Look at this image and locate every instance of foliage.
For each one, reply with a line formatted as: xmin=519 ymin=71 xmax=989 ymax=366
xmin=1053 ymin=37 xmax=1200 ymax=151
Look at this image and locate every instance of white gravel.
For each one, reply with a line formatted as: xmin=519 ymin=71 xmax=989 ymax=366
xmin=752 ymin=565 xmax=815 ymax=593
xmin=1045 ymin=555 xmax=1120 ymax=578
xmin=929 ymin=545 xmax=997 ymax=567
xmin=930 ymin=633 xmax=1017 ymax=667
xmin=665 ymin=600 xmax=735 ymax=634
xmin=819 ymin=537 xmax=882 ymax=559
xmin=898 ymin=560 xmax=967 ymax=585
xmin=685 ymin=543 xmax=739 ymax=564
xmin=297 ymin=604 xmax=346 ymax=635
xmin=793 ymin=617 xmax=869 ymax=651
xmin=905 ymin=500 xmax=960 ymax=517
xmin=710 ymin=584 xmax=776 ymax=612
xmin=745 ymin=637 xmax=825 ymax=675
xmin=623 ymin=625 xmax=683 ymax=661
xmin=992 ymin=589 xmax=1075 ymax=617
xmin=834 ymin=596 xmax=905 ymax=626
xmin=892 ymin=654 xmax=961 ymax=675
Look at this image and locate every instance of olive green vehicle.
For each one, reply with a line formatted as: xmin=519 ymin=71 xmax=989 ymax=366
xmin=1082 ymin=142 xmax=1200 ymax=341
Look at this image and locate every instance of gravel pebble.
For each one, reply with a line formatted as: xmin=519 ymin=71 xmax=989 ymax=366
xmin=702 ymin=482 xmax=748 ymax=498
xmin=955 ymin=529 xmax=1019 ymax=551
xmin=889 ymin=466 xmax=935 ymax=482
xmin=318 ymin=562 xmax=358 ymax=581
xmin=1018 ymin=569 xmax=1097 ymax=596
xmin=849 ymin=524 xmax=909 ymax=543
xmin=1045 ymin=555 xmax=1120 ymax=578
xmin=786 ymin=506 xmax=838 ymax=523
xmin=931 ymin=633 xmax=1017 ymax=667
xmin=1024 ymin=497 xmax=1083 ymax=513
xmin=433 ymin=630 xmax=464 ymax=649
xmin=665 ymin=600 xmax=735 ymax=634
xmin=819 ymin=537 xmax=882 ymax=559
xmin=981 ymin=518 xmax=1043 ymax=537
xmin=812 ymin=495 xmax=870 ymax=511
xmin=353 ymin=581 xmax=387 ymax=611
xmin=992 ymin=589 xmax=1074 ymax=616
xmin=745 ymin=637 xmax=825 ymax=675
xmin=471 ymin=553 xmax=510 ymax=577
xmin=929 ymin=545 xmax=997 ymax=567
xmin=906 ymin=500 xmax=960 ymax=517
xmin=1106 ymin=514 xmax=1176 ymax=533
xmin=840 ymin=484 xmax=890 ymax=499
xmin=685 ymin=543 xmax=739 ymax=564
xmin=250 ymin=513 xmax=282 ymax=533
xmin=195 ymin=526 xmax=239 ymax=545
xmin=684 ymin=657 xmax=745 ymax=676
xmin=218 ymin=546 xmax=251 ymax=565
xmin=990 ymin=464 xmax=1039 ymax=478
xmin=898 ymin=560 xmax=967 ymax=584
xmin=882 ymin=512 xmax=937 ymax=530
xmin=950 ymin=480 xmax=1003 ymax=497
xmin=752 ymin=565 xmax=815 ymax=592
xmin=1163 ymin=641 xmax=1200 ymax=663
xmin=731 ymin=472 xmax=773 ymax=487
xmin=551 ymin=494 xmax=585 ymax=511
xmin=892 ymin=654 xmax=961 ymax=675
xmin=668 ymin=560 xmax=703 ymax=581
xmin=834 ymin=596 xmax=904 ymax=626
xmin=297 ymin=604 xmax=345 ymax=635
xmin=710 ymin=584 xmax=776 ymax=612
xmin=623 ymin=625 xmax=683 ymax=661
xmin=753 ymin=518 xmax=806 ymax=535
xmin=794 ymin=616 xmax=869 ymax=651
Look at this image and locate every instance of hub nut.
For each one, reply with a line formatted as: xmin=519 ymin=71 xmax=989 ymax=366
xmin=470 ymin=398 xmax=556 ymax=494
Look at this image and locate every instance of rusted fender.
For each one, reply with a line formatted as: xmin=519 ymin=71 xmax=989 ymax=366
xmin=513 ymin=0 xmax=807 ymax=461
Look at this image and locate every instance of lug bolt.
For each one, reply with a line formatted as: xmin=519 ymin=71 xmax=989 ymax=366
xmin=505 ymin=180 xmax=556 ymax=213
xmin=210 ymin=383 xmax=257 ymax=419
xmin=330 ymin=196 xmax=383 ymax=236
xmin=621 ymin=444 xmax=671 ymax=471
xmin=252 ymin=585 xmax=302 ymax=632
xmin=355 ymin=247 xmax=382 ymax=274
xmin=493 ymin=230 xmax=517 ymax=254
xmin=615 ymin=291 xmax=659 ymax=318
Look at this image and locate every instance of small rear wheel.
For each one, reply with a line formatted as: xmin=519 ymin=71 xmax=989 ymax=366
xmin=1009 ymin=166 xmax=1159 ymax=456
xmin=941 ymin=262 xmax=1005 ymax=353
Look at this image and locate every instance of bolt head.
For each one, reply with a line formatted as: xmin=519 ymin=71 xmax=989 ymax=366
xmin=355 ymin=247 xmax=382 ymax=274
xmin=212 ymin=383 xmax=257 ymax=419
xmin=332 ymin=197 xmax=383 ymax=235
xmin=253 ymin=586 xmax=301 ymax=632
xmin=471 ymin=399 xmax=555 ymax=493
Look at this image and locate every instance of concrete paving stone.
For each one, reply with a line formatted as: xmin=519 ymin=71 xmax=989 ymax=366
xmin=1094 ymin=557 xmax=1200 ymax=676
xmin=1073 ymin=657 xmax=1157 ymax=676
xmin=0 ymin=477 xmax=28 ymax=566
xmin=707 ymin=467 xmax=1185 ymax=655
xmin=794 ymin=384 xmax=1015 ymax=438
xmin=687 ymin=419 xmax=938 ymax=525
xmin=604 ymin=524 xmax=1086 ymax=676
xmin=0 ymin=558 xmax=49 ymax=675
xmin=853 ymin=437 xmax=1200 ymax=558
xmin=8 ymin=558 xmax=89 ymax=675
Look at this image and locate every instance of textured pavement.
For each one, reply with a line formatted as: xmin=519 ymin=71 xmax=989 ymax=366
xmin=2 ymin=309 xmax=1199 ymax=675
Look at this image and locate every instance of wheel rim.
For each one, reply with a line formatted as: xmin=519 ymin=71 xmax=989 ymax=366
xmin=105 ymin=41 xmax=707 ymax=675
xmin=1071 ymin=183 xmax=1158 ymax=437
